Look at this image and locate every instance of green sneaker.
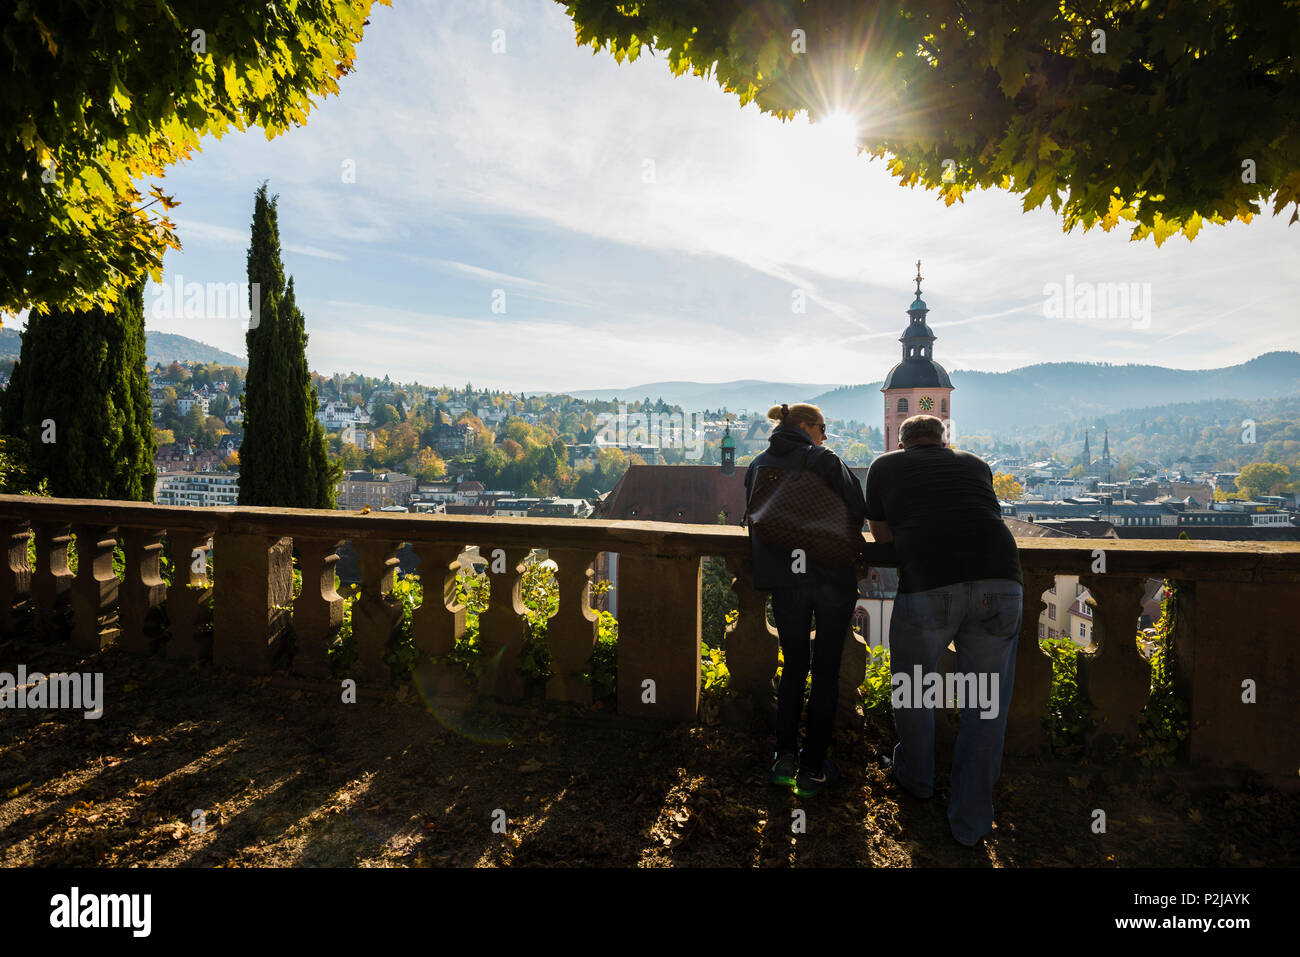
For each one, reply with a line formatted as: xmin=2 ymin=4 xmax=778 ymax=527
xmin=794 ymin=757 xmax=839 ymax=798
xmin=768 ymin=752 xmax=797 ymax=787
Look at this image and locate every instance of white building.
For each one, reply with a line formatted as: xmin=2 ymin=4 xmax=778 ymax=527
xmin=155 ymin=472 xmax=239 ymax=507
xmin=177 ymin=393 xmax=210 ymax=416
xmin=317 ymin=399 xmax=370 ymax=430
xmin=341 ymin=423 xmax=375 ymax=451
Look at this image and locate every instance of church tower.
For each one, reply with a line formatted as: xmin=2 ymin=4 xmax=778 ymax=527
xmin=881 ymin=262 xmax=954 ymax=450
xmin=720 ymin=419 xmax=736 ymax=476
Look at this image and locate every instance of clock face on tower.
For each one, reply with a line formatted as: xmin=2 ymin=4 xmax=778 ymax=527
xmin=919 ymin=395 xmax=934 ymax=411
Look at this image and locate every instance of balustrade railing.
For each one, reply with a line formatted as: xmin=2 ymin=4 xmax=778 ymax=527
xmin=0 ymin=495 xmax=1296 ymax=783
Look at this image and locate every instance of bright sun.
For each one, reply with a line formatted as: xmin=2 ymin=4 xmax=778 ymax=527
xmin=811 ymin=110 xmax=861 ymax=153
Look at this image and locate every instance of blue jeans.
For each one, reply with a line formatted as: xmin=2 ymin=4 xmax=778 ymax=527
xmin=770 ymin=577 xmax=857 ymax=772
xmin=889 ymin=578 xmax=1021 ymax=845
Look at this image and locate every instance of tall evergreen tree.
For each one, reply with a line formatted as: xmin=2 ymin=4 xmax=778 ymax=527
xmin=239 ymin=183 xmax=337 ymax=507
xmin=1 ymin=282 xmax=155 ymax=500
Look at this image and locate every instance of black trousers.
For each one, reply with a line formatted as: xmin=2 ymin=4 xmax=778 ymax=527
xmin=770 ymin=576 xmax=857 ymax=771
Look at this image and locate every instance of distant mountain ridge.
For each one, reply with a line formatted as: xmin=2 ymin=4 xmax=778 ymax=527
xmin=0 ymin=328 xmax=244 ymax=367
xmin=566 ymin=378 xmax=846 ymax=413
xmin=563 ymin=353 xmax=1300 ymax=434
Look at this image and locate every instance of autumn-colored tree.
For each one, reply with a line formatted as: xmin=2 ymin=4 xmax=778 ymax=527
xmin=387 ymin=421 xmax=419 ymax=464
xmin=415 ymin=447 xmax=447 ymax=482
xmin=560 ymin=0 xmax=1299 ymax=243
xmin=992 ymin=471 xmax=1024 ymax=501
xmin=3 ymin=0 xmax=391 ymax=316
xmin=1236 ymin=462 xmax=1291 ymax=499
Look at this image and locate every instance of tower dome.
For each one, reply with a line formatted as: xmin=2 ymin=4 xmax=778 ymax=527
xmin=879 ymin=261 xmax=955 ymax=450
xmin=882 ymin=264 xmax=951 ymax=390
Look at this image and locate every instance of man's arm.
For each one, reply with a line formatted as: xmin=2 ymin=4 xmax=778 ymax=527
xmin=863 ymin=459 xmax=892 ymax=542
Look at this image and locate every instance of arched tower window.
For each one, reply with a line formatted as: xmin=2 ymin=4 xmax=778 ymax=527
xmin=941 ymin=398 xmax=948 ymax=414
xmin=897 ymin=398 xmax=909 ymax=413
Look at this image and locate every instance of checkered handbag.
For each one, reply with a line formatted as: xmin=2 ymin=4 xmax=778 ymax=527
xmin=743 ymin=448 xmax=863 ymax=565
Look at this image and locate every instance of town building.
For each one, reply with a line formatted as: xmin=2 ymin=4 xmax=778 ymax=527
xmin=155 ymin=471 xmax=239 ymax=507
xmin=336 ymin=470 xmax=415 ymax=510
xmin=177 ymin=392 xmax=210 ymax=416
xmin=881 ymin=263 xmax=953 ymax=451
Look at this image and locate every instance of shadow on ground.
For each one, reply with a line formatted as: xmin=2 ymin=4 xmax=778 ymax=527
xmin=1 ymin=640 xmax=1295 ymax=867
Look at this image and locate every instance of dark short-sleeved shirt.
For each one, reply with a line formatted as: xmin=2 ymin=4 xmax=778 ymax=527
xmin=864 ymin=444 xmax=1022 ymax=593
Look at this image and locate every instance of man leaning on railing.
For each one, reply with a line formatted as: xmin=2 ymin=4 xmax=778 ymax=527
xmin=865 ymin=414 xmax=1023 ymax=846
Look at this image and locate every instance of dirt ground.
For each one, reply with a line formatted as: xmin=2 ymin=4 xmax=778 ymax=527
xmin=2 ymin=639 xmax=1296 ymax=868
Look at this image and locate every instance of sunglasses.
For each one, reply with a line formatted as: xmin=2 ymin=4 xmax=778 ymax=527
xmin=815 ymin=422 xmax=827 ymax=434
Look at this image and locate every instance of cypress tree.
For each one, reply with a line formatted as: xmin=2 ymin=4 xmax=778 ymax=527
xmin=238 ymin=183 xmax=337 ymax=507
xmin=1 ymin=282 xmax=155 ymax=500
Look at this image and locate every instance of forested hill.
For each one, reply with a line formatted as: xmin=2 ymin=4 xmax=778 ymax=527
xmin=0 ymin=328 xmax=244 ymax=368
xmin=811 ymin=352 xmax=1300 ymax=431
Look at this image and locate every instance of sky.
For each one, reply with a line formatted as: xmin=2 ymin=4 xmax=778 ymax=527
xmin=53 ymin=0 xmax=1300 ymax=392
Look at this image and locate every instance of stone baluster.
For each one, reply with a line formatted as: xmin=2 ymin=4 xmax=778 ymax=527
xmin=212 ymin=533 xmax=293 ymax=673
xmin=119 ymin=528 xmax=168 ymax=654
xmin=31 ymin=521 xmax=75 ymax=641
xmin=70 ymin=524 xmax=120 ymax=652
xmin=477 ymin=547 xmax=530 ymax=701
xmin=410 ymin=543 xmax=470 ymax=698
xmin=292 ymin=537 xmax=346 ymax=678
xmin=616 ymin=552 xmax=701 ymax=720
xmin=1169 ymin=579 xmax=1196 ymax=765
xmin=722 ymin=555 xmax=778 ymax=699
xmin=166 ymin=531 xmax=213 ymax=660
xmin=1003 ymin=570 xmax=1057 ymax=752
xmin=836 ymin=624 xmax=869 ymax=731
xmin=546 ymin=547 xmax=599 ymax=705
xmin=1077 ymin=573 xmax=1152 ymax=747
xmin=0 ymin=521 xmax=33 ymax=637
xmin=350 ymin=539 xmax=403 ymax=684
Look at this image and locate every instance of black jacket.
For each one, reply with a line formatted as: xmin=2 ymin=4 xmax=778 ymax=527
xmin=743 ymin=423 xmax=867 ymax=590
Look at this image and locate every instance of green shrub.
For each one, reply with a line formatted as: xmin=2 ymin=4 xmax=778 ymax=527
xmin=860 ymin=644 xmax=892 ymax=716
xmin=1136 ymin=582 xmax=1190 ymax=766
xmin=1042 ymin=635 xmax=1092 ymax=753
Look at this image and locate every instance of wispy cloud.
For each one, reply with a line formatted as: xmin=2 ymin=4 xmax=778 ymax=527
xmin=177 ymin=219 xmax=348 ymax=262
xmin=139 ymin=0 xmax=1300 ymax=390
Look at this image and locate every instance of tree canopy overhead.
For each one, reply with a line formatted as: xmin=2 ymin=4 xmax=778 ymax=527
xmin=559 ymin=0 xmax=1299 ymax=244
xmin=2 ymin=0 xmax=389 ymax=318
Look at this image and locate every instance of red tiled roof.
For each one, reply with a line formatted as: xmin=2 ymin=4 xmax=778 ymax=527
xmin=599 ymin=463 xmax=869 ymax=526
xmin=1004 ymin=517 xmax=1070 ymax=538
xmin=599 ymin=465 xmax=750 ymax=525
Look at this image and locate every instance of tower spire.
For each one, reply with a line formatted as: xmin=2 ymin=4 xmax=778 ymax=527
xmin=914 ymin=259 xmax=923 ymax=297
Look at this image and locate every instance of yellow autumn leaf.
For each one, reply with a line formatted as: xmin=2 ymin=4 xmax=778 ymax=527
xmin=1101 ymin=194 xmax=1125 ymax=230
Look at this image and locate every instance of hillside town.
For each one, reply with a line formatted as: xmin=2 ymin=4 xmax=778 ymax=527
xmin=136 ymin=277 xmax=1300 ymax=666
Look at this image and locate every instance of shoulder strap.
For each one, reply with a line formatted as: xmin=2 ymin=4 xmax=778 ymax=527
xmin=797 ymin=445 xmax=811 ymax=478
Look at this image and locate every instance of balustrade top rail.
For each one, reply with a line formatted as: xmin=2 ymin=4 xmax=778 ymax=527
xmin=2 ymin=494 xmax=1299 ymax=581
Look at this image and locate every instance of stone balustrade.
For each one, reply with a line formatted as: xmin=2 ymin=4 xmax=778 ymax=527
xmin=0 ymin=495 xmax=1296 ymax=784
